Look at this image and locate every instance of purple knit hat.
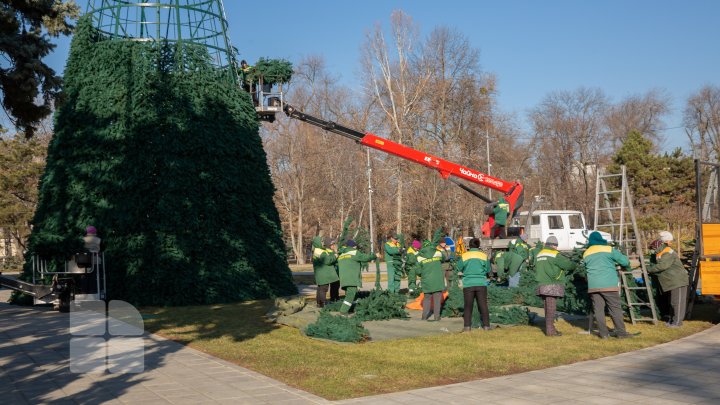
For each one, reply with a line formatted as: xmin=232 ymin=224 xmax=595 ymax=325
xmin=86 ymin=226 xmax=97 ymax=235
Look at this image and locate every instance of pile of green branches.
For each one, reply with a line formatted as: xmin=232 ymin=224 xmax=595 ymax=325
xmin=469 ymin=305 xmax=531 ymax=327
xmin=249 ymin=57 xmax=293 ymax=84
xmin=440 ymin=246 xmax=592 ymax=323
xmin=321 ymin=300 xmax=343 ymax=312
xmin=310 ymin=289 xmax=407 ymax=342
xmin=353 ymin=289 xmax=408 ymax=321
xmin=305 ymin=312 xmax=369 ymax=343
xmin=441 ymin=271 xmax=464 ymax=317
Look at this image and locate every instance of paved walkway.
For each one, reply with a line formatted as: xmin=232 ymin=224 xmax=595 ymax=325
xmin=1 ymin=296 xmax=719 ymax=405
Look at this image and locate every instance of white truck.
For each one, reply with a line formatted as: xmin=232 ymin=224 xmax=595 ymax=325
xmin=511 ymin=210 xmax=612 ymax=251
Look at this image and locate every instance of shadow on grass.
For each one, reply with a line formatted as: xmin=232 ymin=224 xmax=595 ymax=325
xmin=561 ymin=300 xmax=720 ymax=334
xmin=140 ymin=299 xmax=280 ymax=344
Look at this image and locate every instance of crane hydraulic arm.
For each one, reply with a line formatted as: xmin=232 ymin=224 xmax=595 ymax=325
xmin=282 ymin=104 xmax=524 ymax=233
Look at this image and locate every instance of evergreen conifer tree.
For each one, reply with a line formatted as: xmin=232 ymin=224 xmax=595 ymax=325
xmin=23 ymin=18 xmax=296 ymax=305
xmin=609 ymin=131 xmax=694 ymax=231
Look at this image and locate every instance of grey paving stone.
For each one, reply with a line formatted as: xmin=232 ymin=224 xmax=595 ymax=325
xmin=1 ymin=391 xmax=29 ymax=404
xmin=165 ymin=394 xmax=216 ymax=405
xmin=154 ymin=388 xmax=201 ymax=398
xmin=639 ymin=398 xmax=694 ymax=405
xmin=3 ymin=301 xmax=720 ymax=404
xmin=659 ymin=389 xmax=720 ymax=403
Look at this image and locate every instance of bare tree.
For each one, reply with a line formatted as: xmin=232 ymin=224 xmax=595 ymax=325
xmin=684 ymin=84 xmax=720 ymax=161
xmin=264 ymin=56 xmax=373 ymax=261
xmin=361 ymin=10 xmax=432 ymax=234
xmin=530 ymin=88 xmax=609 ymax=217
xmin=0 ymin=127 xmax=51 ymax=256
xmin=605 ymin=89 xmax=670 ymax=149
xmin=265 ymin=121 xmax=311 ymax=264
xmin=421 ymin=26 xmax=481 ymax=147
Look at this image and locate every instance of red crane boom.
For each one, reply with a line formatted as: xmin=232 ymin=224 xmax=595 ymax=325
xmin=283 ymin=104 xmax=524 ymax=236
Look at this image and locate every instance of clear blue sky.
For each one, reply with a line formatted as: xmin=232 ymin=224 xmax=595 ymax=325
xmin=41 ymin=0 xmax=719 ymax=153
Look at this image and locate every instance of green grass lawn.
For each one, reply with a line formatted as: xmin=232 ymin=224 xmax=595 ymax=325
xmin=141 ymin=299 xmax=719 ymax=400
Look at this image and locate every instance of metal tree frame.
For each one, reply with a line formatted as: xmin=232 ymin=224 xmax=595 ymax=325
xmin=86 ymin=0 xmax=239 ymax=84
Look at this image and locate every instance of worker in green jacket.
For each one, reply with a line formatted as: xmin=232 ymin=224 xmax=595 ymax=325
xmin=438 ymin=238 xmax=454 ymax=287
xmin=506 ymin=234 xmax=529 ymax=286
xmin=490 ymin=196 xmax=510 ymax=238
xmin=384 ymin=234 xmax=403 ymax=293
xmin=528 ymin=240 xmax=545 ymax=270
xmin=583 ymin=231 xmax=633 ymax=339
xmin=535 ymin=236 xmax=576 ymax=336
xmin=509 ymin=234 xmax=530 ymax=261
xmin=338 ymin=240 xmax=376 ymax=314
xmin=493 ymin=249 xmax=525 ymax=287
xmin=456 ymin=238 xmax=491 ymax=331
xmin=407 ymin=240 xmax=447 ymax=321
xmin=312 ymin=236 xmax=339 ymax=308
xmin=239 ymin=59 xmax=255 ymax=98
xmin=648 ymin=231 xmax=689 ymax=328
xmin=406 ymin=239 xmax=421 ymax=293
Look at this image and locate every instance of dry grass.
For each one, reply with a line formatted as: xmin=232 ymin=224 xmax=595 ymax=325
xmin=290 ymin=263 xmax=388 ymax=284
xmin=142 ymin=301 xmax=718 ymax=400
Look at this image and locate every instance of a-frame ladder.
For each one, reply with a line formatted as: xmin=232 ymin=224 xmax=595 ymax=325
xmin=594 ymin=165 xmax=658 ymax=325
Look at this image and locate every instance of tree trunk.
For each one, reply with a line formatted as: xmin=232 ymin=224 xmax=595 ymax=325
xmin=296 ymin=203 xmax=305 ymax=264
xmin=396 ymin=169 xmax=403 ymax=234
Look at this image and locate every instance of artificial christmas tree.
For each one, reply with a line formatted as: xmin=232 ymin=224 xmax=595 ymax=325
xmin=24 ymin=10 xmax=295 ymax=305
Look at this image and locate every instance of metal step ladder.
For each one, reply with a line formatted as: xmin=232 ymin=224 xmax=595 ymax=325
xmin=594 ymin=165 xmax=658 ymax=325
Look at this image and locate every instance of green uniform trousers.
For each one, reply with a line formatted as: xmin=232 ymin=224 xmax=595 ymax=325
xmin=340 ymin=286 xmax=358 ymax=313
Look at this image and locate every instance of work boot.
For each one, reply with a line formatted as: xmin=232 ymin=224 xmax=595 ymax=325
xmin=615 ymin=332 xmax=634 ymax=339
xmin=462 ymin=327 xmax=472 ymax=333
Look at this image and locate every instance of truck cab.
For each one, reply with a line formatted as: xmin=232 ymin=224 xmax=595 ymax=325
xmin=514 ymin=210 xmax=611 ymax=251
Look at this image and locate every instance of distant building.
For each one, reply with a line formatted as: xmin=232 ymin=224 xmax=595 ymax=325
xmin=1 ymin=228 xmax=21 ymax=267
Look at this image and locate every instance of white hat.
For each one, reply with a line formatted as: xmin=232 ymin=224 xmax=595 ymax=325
xmin=659 ymin=231 xmax=673 ymax=242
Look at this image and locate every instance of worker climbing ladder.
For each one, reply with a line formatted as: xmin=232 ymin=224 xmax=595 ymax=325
xmin=594 ymin=165 xmax=658 ymax=324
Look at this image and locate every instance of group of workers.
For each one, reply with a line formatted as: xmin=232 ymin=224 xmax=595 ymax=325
xmin=311 ymin=228 xmax=690 ymax=338
xmin=311 ymin=236 xmax=376 ymax=314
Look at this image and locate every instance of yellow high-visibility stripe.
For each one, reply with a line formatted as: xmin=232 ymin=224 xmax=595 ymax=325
xmin=537 ymin=249 xmax=558 ymax=258
xmin=338 ymin=250 xmax=358 ymax=260
xmin=583 ymin=245 xmax=612 ymax=258
xmin=418 ymin=250 xmax=442 ymax=263
xmin=462 ymin=251 xmax=488 ymax=261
